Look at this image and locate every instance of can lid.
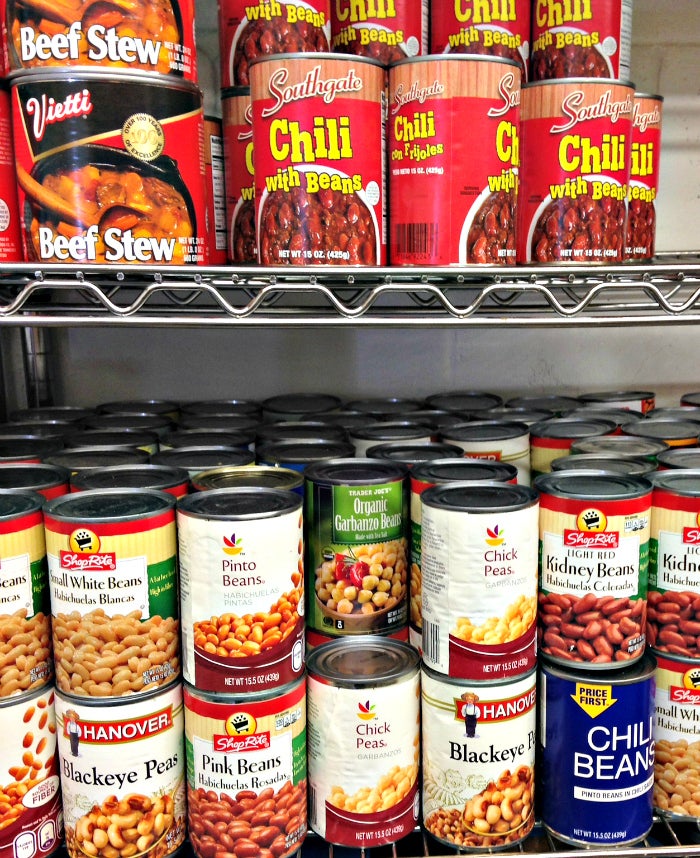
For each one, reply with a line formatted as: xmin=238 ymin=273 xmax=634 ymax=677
xmin=96 ymin=399 xmax=179 ymax=417
xmin=307 ymin=637 xmax=419 ymax=687
xmin=651 ymin=469 xmax=700 ymax=496
xmin=425 ymin=391 xmax=503 ymax=412
xmin=256 ymin=422 xmax=348 ymax=443
xmin=191 ymin=466 xmax=303 ymax=492
xmin=257 ymin=440 xmax=355 ymax=464
xmin=181 ymin=399 xmax=261 ymax=417
xmin=534 ymin=471 xmax=653 ymax=501
xmin=366 ymin=442 xmax=463 ymax=466
xmin=44 ymin=487 xmax=175 ymax=521
xmin=151 ymin=447 xmax=255 ymax=469
xmin=570 ymin=434 xmax=669 ymax=458
xmin=657 ymin=448 xmax=700 ymax=469
xmin=0 ymin=489 xmax=42 ymax=519
xmin=71 ymin=464 xmax=190 ymax=492
xmin=578 ymin=390 xmax=655 ymax=403
xmin=550 ymin=454 xmax=656 ymax=477
xmin=421 ymin=481 xmax=538 ymax=512
xmin=621 ymin=417 xmax=700 ymax=442
xmin=440 ymin=420 xmax=528 ymax=442
xmin=530 ymin=417 xmax=617 ymax=439
xmin=345 ymin=398 xmax=426 ymax=417
xmin=411 ymin=458 xmax=517 ymax=484
xmin=304 ymin=458 xmax=408 ymax=485
xmin=541 ymin=650 xmax=657 ymax=685
xmin=178 ymin=486 xmax=301 ymax=519
xmin=349 ymin=421 xmax=433 ymax=441
xmin=261 ymin=393 xmax=343 ymax=417
xmin=505 ymin=395 xmax=580 ymax=415
xmin=0 ymin=463 xmax=70 ymax=490
xmin=46 ymin=447 xmax=150 ymax=469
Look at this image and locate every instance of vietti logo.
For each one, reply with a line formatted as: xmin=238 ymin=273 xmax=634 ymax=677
xmin=25 ymin=89 xmax=94 ymax=142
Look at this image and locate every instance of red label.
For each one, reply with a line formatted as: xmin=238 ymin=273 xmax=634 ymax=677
xmin=64 ymin=707 xmax=173 ymax=744
xmin=625 ymin=95 xmax=663 ymax=260
xmin=213 ymin=732 xmax=272 ymax=752
xmin=222 ymin=90 xmax=256 ymax=263
xmin=60 ymin=551 xmax=117 ymax=571
xmin=670 ymin=685 xmax=700 ymax=704
xmin=454 ymin=687 xmax=536 ymax=722
xmin=683 ymin=527 xmax=700 ymax=545
xmin=330 ymin=0 xmax=428 ymax=65
xmin=563 ymin=529 xmax=620 ymax=548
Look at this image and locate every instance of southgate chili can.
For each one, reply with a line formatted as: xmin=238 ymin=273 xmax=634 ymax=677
xmin=330 ymin=0 xmax=428 ymax=65
xmin=626 ymin=93 xmax=664 ymax=260
xmin=304 ymin=458 xmax=408 ymax=645
xmin=222 ymin=86 xmax=256 ymax=263
xmin=517 ymin=77 xmax=634 ymax=264
xmin=388 ymin=55 xmax=521 ymax=266
xmin=176 ymin=488 xmax=305 ymax=693
xmin=420 ymin=482 xmax=539 ymax=681
xmin=55 ymin=682 xmax=187 ymax=858
xmin=306 ymin=637 xmax=420 ymax=847
xmin=0 ymin=684 xmax=62 ymax=858
xmin=421 ymin=665 xmax=536 ymax=851
xmin=250 ymin=53 xmax=387 ymax=266
xmin=535 ymin=471 xmax=652 ymax=668
xmin=11 ymin=70 xmax=207 ymax=265
xmin=184 ymin=677 xmax=307 ymax=858
xmin=43 ymin=488 xmax=180 ymax=698
xmin=538 ymin=656 xmax=655 ymax=847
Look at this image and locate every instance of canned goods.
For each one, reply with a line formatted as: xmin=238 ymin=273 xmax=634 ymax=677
xmin=0 ymin=490 xmax=52 ymax=697
xmin=65 ymin=429 xmax=160 ymax=456
xmin=0 ymin=685 xmax=61 ymax=858
xmin=43 ymin=488 xmax=180 ymax=697
xmin=177 ymin=487 xmax=304 ymax=692
xmin=505 ymin=393 xmax=580 ymax=416
xmin=421 ymin=665 xmax=536 ymax=851
xmin=517 ymin=78 xmax=635 ymax=264
xmin=304 ymin=458 xmax=409 ymax=640
xmin=681 ymin=392 xmax=700 ymax=408
xmin=256 ymin=421 xmax=348 ymax=445
xmin=181 ymin=399 xmax=262 ymax=419
xmin=420 ymin=481 xmax=539 ymax=680
xmin=96 ymin=399 xmax=180 ymax=420
xmin=366 ymin=441 xmax=463 ymax=467
xmin=151 ymin=446 xmax=255 ymax=477
xmin=529 ymin=416 xmax=617 ymax=477
xmin=551 ymin=452 xmax=657 ymax=477
xmin=162 ymin=429 xmax=255 ymax=452
xmin=657 ymin=448 xmax=700 ymax=470
xmin=571 ymin=432 xmax=669 ymax=462
xmin=203 ymin=115 xmax=228 ymax=265
xmin=439 ymin=420 xmax=531 ymax=485
xmin=70 ymin=464 xmax=190 ymax=498
xmin=570 ymin=405 xmax=643 ymax=429
xmin=579 ymin=389 xmax=656 ymax=413
xmin=0 ymin=85 xmax=22 ymax=262
xmin=345 ymin=396 xmax=425 ymax=418
xmin=10 ymin=406 xmax=92 ymax=425
xmin=184 ymin=677 xmax=307 ymax=858
xmin=330 ymin=0 xmax=428 ymax=65
xmin=190 ymin=465 xmax=304 ymax=494
xmin=45 ymin=447 xmax=151 ymax=475
xmin=426 ymin=390 xmax=503 ymax=413
xmin=250 ymin=53 xmax=386 ymax=265
xmin=306 ymin=637 xmax=420 ymax=847
xmin=539 ymin=656 xmax=655 ymax=847
xmin=388 ymin=55 xmax=520 ymax=266
xmin=535 ymin=471 xmax=652 ymax=668
xmin=55 ymin=683 xmax=187 ymax=858
xmin=349 ymin=421 xmax=433 ymax=456
xmin=256 ymin=439 xmax=355 ymax=470
xmin=0 ymin=463 xmax=70 ymax=499
xmin=222 ymin=86 xmax=256 ymax=263
xmin=621 ymin=417 xmax=700 ymax=449
xmin=262 ymin=392 xmax=342 ymax=422
xmin=11 ymin=69 xmax=207 ymax=265
xmin=83 ymin=413 xmax=175 ymax=438
xmin=0 ymin=437 xmax=62 ymax=464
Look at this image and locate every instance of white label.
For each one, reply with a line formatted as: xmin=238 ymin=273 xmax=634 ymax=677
xmin=48 ymin=551 xmax=149 ymax=617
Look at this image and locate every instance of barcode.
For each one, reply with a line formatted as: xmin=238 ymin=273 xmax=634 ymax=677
xmin=308 ymin=783 xmax=319 ymax=830
xmin=393 ymin=222 xmax=438 ymax=258
xmin=423 ymin=619 xmax=440 ymax=664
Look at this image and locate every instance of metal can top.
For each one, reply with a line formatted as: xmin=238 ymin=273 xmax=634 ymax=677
xmin=541 ymin=650 xmax=657 ymax=685
xmin=411 ymin=458 xmax=518 ymax=485
xmin=349 ymin=421 xmax=433 ymax=442
xmin=550 ymin=454 xmax=656 ymax=477
xmin=505 ymin=395 xmax=580 ymax=415
xmin=46 ymin=447 xmax=150 ymax=470
xmin=344 ymin=398 xmax=426 ymax=417
xmin=578 ymin=390 xmax=655 ymax=404
xmin=65 ymin=430 xmax=160 ymax=450
xmin=366 ymin=442 xmax=463 ymax=466
xmin=523 ymin=77 xmax=636 ymax=90
xmin=534 ymin=471 xmax=653 ymax=501
xmin=0 ymin=436 xmax=63 ymax=459
xmin=0 ymin=488 xmax=42 ymax=520
xmin=421 ymin=481 xmax=538 ymax=513
xmin=304 ymin=458 xmax=408 ymax=486
xmin=530 ymin=417 xmax=618 ymax=439
xmin=96 ymin=399 xmax=179 ymax=417
xmin=178 ymin=486 xmax=301 ymax=520
xmin=250 ymin=51 xmax=385 ymax=71
xmin=657 ymin=448 xmax=700 ymax=470
xmin=256 ymin=439 xmax=356 ymax=464
xmin=621 ymin=418 xmax=700 ymax=442
xmin=70 ymin=464 xmax=190 ymax=492
xmin=425 ymin=390 xmax=503 ymax=412
xmin=44 ymin=487 xmax=175 ymax=521
xmin=151 ymin=446 xmax=255 ymax=469
xmin=306 ymin=636 xmax=419 ymax=688
xmin=0 ymin=463 xmax=70 ymax=490
xmin=9 ymin=405 xmax=93 ymax=423
xmin=440 ymin=420 xmax=529 ymax=441
xmin=261 ymin=392 xmax=343 ymax=418
xmin=391 ymin=54 xmax=519 ymax=71
xmin=256 ymin=422 xmax=348 ymax=443
xmin=164 ymin=429 xmax=255 ymax=449
xmin=180 ymin=399 xmax=262 ymax=417
xmin=190 ymin=466 xmax=304 ymax=493
xmin=571 ymin=434 xmax=669 ymax=458
xmin=651 ymin=469 xmax=700 ymax=497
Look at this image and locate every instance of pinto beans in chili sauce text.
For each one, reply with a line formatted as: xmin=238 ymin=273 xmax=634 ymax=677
xmin=330 ymin=0 xmax=428 ymax=66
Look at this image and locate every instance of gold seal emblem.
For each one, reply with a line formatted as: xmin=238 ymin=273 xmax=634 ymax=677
xmin=122 ymin=113 xmax=166 ymax=161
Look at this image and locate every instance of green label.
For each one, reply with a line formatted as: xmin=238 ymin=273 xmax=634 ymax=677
xmin=331 ymin=481 xmax=404 ymax=544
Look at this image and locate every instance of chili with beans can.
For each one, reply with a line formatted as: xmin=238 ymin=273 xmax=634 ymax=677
xmin=222 ymin=86 xmax=256 ymax=263
xmin=330 ymin=0 xmax=428 ymax=65
xmin=534 ymin=471 xmax=652 ymax=669
xmin=306 ymin=637 xmax=420 ymax=847
xmin=517 ymin=77 xmax=634 ymax=264
xmin=388 ymin=55 xmax=520 ymax=266
xmin=11 ymin=69 xmax=208 ymax=265
xmin=625 ymin=93 xmax=663 ymax=260
xmin=250 ymin=52 xmax=386 ymax=266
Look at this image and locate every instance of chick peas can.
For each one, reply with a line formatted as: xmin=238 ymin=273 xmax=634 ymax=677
xmin=306 ymin=637 xmax=420 ymax=847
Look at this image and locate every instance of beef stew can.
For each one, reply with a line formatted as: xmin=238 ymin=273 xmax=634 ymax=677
xmin=330 ymin=0 xmax=429 ymax=65
xmin=203 ymin=115 xmax=227 ymax=265
xmin=222 ymin=86 xmax=256 ymax=263
xmin=0 ymin=84 xmax=22 ymax=261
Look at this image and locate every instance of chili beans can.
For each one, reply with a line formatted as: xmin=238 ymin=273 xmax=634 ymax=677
xmin=535 ymin=471 xmax=652 ymax=668
xmin=190 ymin=465 xmax=304 ymax=495
xmin=250 ymin=52 xmax=386 ymax=266
xmin=439 ymin=420 xmax=531 ymax=485
xmin=330 ymin=0 xmax=428 ymax=65
xmin=0 ymin=490 xmax=52 ymax=697
xmin=304 ymin=458 xmax=409 ymax=639
xmin=388 ymin=55 xmax=520 ymax=266
xmin=0 ymin=684 xmax=62 ymax=858
xmin=177 ymin=487 xmax=304 ymax=693
xmin=429 ymin=0 xmax=530 ymax=79
xmin=222 ymin=86 xmax=256 ymax=263
xmin=539 ymin=655 xmax=655 ymax=846
xmin=530 ymin=0 xmax=633 ymax=81
xmin=184 ymin=677 xmax=307 ymax=858
xmin=306 ymin=637 xmax=420 ymax=847
xmin=203 ymin=115 xmax=227 ymax=264
xmin=70 ymin=464 xmax=190 ymax=498
xmin=11 ymin=69 xmax=208 ymax=265
xmin=0 ymin=463 xmax=70 ymax=499
xmin=517 ymin=78 xmax=634 ymax=264
xmin=0 ymin=85 xmax=22 ymax=262
xmin=55 ymin=682 xmax=187 ymax=858
xmin=529 ymin=416 xmax=617 ymax=477
xmin=421 ymin=664 xmax=536 ymax=851
xmin=43 ymin=488 xmax=180 ymax=698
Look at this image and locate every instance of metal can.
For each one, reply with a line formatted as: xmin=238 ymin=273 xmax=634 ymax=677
xmin=621 ymin=416 xmax=700 ymax=449
xmin=517 ymin=78 xmax=634 ymax=264
xmin=151 ymin=446 xmax=255 ymax=477
xmin=657 ymin=448 xmax=700 ymax=470
xmin=505 ymin=393 xmax=580 ymax=416
xmin=256 ymin=439 xmax=356 ymax=471
xmin=64 ymin=429 xmax=160 ymax=456
xmin=330 ymin=0 xmax=428 ymax=65
xmin=0 ymin=85 xmax=22 ymax=262
xmin=256 ymin=421 xmax=348 ymax=444
xmin=190 ymin=465 xmax=304 ymax=495
xmin=70 ymin=464 xmax=191 ymax=498
xmin=181 ymin=398 xmax=262 ymax=419
xmin=421 ymin=665 xmax=536 ymax=851
xmin=366 ymin=441 xmax=464 ymax=467
xmin=349 ymin=421 xmax=433 ymax=456
xmin=551 ymin=452 xmax=657 ymax=477
xmin=184 ymin=677 xmax=307 ymax=858
xmin=55 ymin=683 xmax=187 ymax=858
xmin=84 ymin=413 xmax=175 ymax=438
xmin=529 ymin=416 xmax=617 ymax=477
xmin=530 ymin=0 xmax=633 ymax=81
xmin=222 ymin=87 xmax=256 ymax=263
xmin=304 ymin=458 xmax=409 ymax=641
xmin=439 ymin=420 xmax=531 ymax=485
xmin=388 ymin=55 xmax=520 ymax=266
xmin=538 ymin=656 xmax=655 ymax=846
xmin=177 ymin=487 xmax=304 ymax=693
xmin=262 ymin=393 xmax=342 ymax=422
xmin=0 ymin=437 xmax=62 ymax=465
xmin=0 ymin=684 xmax=62 ymax=858
xmin=345 ymin=396 xmax=425 ymax=419
xmin=425 ymin=390 xmax=503 ymax=414
xmin=162 ymin=428 xmax=256 ymax=452
xmin=43 ymin=488 xmax=180 ymax=698
xmin=11 ymin=69 xmax=207 ymax=265
xmin=203 ymin=115 xmax=228 ymax=264
xmin=45 ymin=447 xmax=151 ymax=476
xmin=429 ymin=0 xmax=530 ymax=79
xmin=0 ymin=490 xmax=52 ymax=697
xmin=0 ymin=463 xmax=70 ymax=499
xmin=250 ymin=52 xmax=387 ymax=266
xmin=96 ymin=399 xmax=180 ymax=421
xmin=535 ymin=471 xmax=652 ymax=668
xmin=306 ymin=637 xmax=420 ymax=847
xmin=579 ymin=388 xmax=656 ymax=413
xmin=571 ymin=432 xmax=669 ymax=462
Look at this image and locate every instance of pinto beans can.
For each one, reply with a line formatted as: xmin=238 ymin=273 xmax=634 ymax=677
xmin=517 ymin=78 xmax=634 ymax=264
xmin=625 ymin=93 xmax=663 ymax=260
xmin=250 ymin=53 xmax=387 ymax=266
xmin=330 ymin=0 xmax=428 ymax=65
xmin=222 ymin=87 xmax=256 ymax=263
xmin=11 ymin=69 xmax=207 ymax=265
xmin=535 ymin=471 xmax=652 ymax=669
xmin=388 ymin=55 xmax=520 ymax=266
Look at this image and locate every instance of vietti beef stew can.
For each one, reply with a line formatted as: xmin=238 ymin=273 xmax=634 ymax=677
xmin=388 ymin=55 xmax=521 ymax=266
xmin=330 ymin=0 xmax=428 ymax=65
xmin=250 ymin=52 xmax=387 ymax=266
xmin=11 ymin=69 xmax=208 ymax=265
xmin=0 ymin=84 xmax=22 ymax=262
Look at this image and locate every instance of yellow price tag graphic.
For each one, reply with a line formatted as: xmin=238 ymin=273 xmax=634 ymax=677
xmin=571 ymin=682 xmax=617 ymax=719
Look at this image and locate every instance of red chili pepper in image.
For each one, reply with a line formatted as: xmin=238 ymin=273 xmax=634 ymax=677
xmin=348 ymin=560 xmax=370 ymax=590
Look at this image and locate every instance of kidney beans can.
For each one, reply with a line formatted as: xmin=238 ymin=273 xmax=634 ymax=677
xmin=330 ymin=0 xmax=428 ymax=65
xmin=0 ymin=684 xmax=62 ymax=858
xmin=530 ymin=0 xmax=633 ymax=81
xmin=421 ymin=664 xmax=536 ymax=851
xmin=535 ymin=471 xmax=652 ymax=668
xmin=250 ymin=52 xmax=386 ymax=266
xmin=306 ymin=637 xmax=419 ymax=847
xmin=517 ymin=78 xmax=634 ymax=264
xmin=539 ymin=655 xmax=655 ymax=846
xmin=11 ymin=69 xmax=207 ymax=265
xmin=222 ymin=87 xmax=256 ymax=263
xmin=429 ymin=0 xmax=530 ymax=79
xmin=184 ymin=677 xmax=307 ymax=858
xmin=55 ymin=682 xmax=187 ymax=858
xmin=420 ymin=482 xmax=539 ymax=680
xmin=389 ymin=55 xmax=520 ymax=266
xmin=43 ymin=488 xmax=180 ymax=698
